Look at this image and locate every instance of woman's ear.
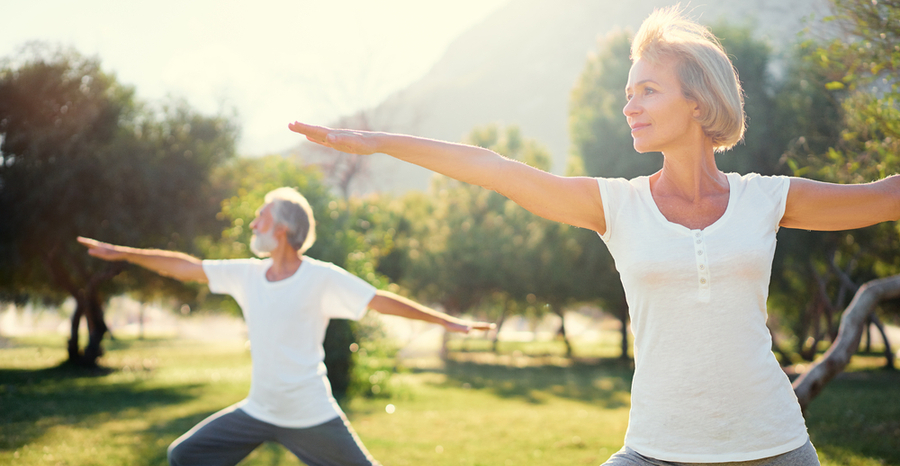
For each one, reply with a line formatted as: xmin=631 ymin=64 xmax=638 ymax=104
xmin=691 ymin=100 xmax=702 ymax=119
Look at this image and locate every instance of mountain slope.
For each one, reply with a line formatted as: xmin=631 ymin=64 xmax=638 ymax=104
xmin=298 ymin=0 xmax=827 ymax=194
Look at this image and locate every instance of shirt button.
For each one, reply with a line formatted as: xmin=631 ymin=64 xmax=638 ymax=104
xmin=697 ymin=250 xmax=703 ymax=256
xmin=695 ymin=232 xmax=702 ymax=238
xmin=700 ymin=278 xmax=707 ymax=284
xmin=699 ymin=264 xmax=705 ymax=270
xmin=696 ymin=239 xmax=702 ymax=244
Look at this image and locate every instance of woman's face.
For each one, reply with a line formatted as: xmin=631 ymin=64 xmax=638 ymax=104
xmin=623 ymin=56 xmax=702 ymax=154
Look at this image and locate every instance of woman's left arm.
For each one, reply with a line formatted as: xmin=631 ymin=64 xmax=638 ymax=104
xmin=781 ymin=175 xmax=900 ymax=231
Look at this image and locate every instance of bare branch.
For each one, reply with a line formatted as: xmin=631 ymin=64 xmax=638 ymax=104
xmin=793 ymin=274 xmax=900 ymax=410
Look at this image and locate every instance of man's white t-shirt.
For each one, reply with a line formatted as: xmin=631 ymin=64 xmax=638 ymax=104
xmin=202 ymin=256 xmax=377 ymax=428
xmin=596 ymin=173 xmax=809 ymax=462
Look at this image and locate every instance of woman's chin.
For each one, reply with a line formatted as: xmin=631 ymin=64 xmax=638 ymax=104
xmin=632 ymin=141 xmax=654 ymax=154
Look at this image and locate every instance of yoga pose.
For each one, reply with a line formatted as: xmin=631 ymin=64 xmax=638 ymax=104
xmin=289 ymin=6 xmax=899 ymax=465
xmin=79 ymin=187 xmax=492 ymax=466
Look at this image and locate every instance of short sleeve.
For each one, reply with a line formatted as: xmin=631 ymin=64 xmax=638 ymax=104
xmin=595 ymin=178 xmax=614 ymax=243
xmin=773 ymin=176 xmax=791 ymax=229
xmin=596 ymin=177 xmax=634 ymax=243
xmin=202 ymin=259 xmax=258 ymax=296
xmin=319 ymin=264 xmax=377 ymax=320
xmin=742 ymin=174 xmax=791 ymax=231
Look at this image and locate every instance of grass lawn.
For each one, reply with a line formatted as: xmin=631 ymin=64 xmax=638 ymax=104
xmin=1 ymin=335 xmax=898 ymax=465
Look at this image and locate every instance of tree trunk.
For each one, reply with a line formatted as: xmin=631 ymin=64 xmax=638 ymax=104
xmin=868 ymin=314 xmax=895 ymax=370
xmin=44 ymin=245 xmax=124 ymax=367
xmin=68 ymin=287 xmax=111 ymax=367
xmin=82 ymin=291 xmax=109 ymax=365
xmin=67 ymin=302 xmax=84 ymax=361
xmin=491 ymin=311 xmax=508 ymax=353
xmin=553 ymin=306 xmax=573 ymax=358
xmin=793 ymin=274 xmax=900 ymax=410
xmin=864 ymin=318 xmax=872 ymax=353
xmin=139 ymin=302 xmax=145 ymax=340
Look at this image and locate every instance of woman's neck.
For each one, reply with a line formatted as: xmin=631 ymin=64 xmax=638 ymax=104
xmin=654 ymin=140 xmax=725 ymax=201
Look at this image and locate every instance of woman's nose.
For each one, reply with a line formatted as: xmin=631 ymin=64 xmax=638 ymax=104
xmin=623 ymin=98 xmax=639 ymax=117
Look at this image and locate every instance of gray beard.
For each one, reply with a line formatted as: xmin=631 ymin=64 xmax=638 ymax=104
xmin=250 ymin=230 xmax=278 ymax=257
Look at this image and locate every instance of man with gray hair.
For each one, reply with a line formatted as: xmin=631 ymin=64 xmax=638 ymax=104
xmin=78 ymin=186 xmax=492 ymax=466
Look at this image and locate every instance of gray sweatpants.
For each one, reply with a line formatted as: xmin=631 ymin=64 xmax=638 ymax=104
xmin=602 ymin=440 xmax=819 ymax=466
xmin=167 ymin=405 xmax=380 ymax=466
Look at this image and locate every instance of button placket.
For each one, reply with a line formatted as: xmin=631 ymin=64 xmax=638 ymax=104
xmin=693 ymin=230 xmax=711 ymax=302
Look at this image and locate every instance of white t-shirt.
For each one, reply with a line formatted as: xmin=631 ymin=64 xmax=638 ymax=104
xmin=596 ymin=173 xmax=809 ymax=462
xmin=202 ymin=256 xmax=377 ymax=428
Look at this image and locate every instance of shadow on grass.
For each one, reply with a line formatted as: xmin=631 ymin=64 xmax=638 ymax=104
xmin=0 ymin=362 xmax=202 ymax=455
xmin=437 ymin=357 xmax=634 ymax=408
xmin=804 ymin=368 xmax=900 ymax=465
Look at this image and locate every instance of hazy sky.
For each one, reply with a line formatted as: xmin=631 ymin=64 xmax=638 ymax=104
xmin=0 ymin=0 xmax=510 ymax=155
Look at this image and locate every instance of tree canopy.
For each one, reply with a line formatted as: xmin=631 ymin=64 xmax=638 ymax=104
xmin=0 ymin=44 xmax=237 ymax=365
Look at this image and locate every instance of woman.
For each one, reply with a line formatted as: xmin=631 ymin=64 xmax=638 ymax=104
xmin=289 ymin=6 xmax=899 ymax=465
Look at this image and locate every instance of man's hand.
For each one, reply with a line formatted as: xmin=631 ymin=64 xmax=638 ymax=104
xmin=77 ymin=236 xmax=129 ymax=262
xmin=77 ymin=236 xmax=207 ymax=283
xmin=444 ymin=319 xmax=496 ymax=334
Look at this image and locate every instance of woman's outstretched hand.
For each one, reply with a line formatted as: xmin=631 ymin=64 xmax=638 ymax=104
xmin=288 ymin=122 xmax=380 ymax=155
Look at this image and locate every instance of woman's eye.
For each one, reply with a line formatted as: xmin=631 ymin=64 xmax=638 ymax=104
xmin=645 ymin=88 xmax=656 ymax=95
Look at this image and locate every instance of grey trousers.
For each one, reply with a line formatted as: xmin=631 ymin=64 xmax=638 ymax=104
xmin=603 ymin=440 xmax=819 ymax=466
xmin=167 ymin=405 xmax=380 ymax=466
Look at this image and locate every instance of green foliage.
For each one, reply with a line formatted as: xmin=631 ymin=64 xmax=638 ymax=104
xmin=391 ymin=125 xmax=561 ymax=324
xmin=569 ymin=30 xmax=655 ymax=179
xmin=774 ymin=0 xmax=900 ymax=349
xmin=0 ymin=44 xmax=237 ymax=364
xmin=381 ymin=124 xmax=627 ymax=356
xmin=796 ymin=0 xmax=899 ymax=186
xmin=712 ymin=23 xmax=786 ymax=175
xmin=347 ymin=313 xmax=400 ymax=401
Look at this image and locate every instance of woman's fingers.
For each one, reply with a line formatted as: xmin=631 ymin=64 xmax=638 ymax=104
xmin=290 ymin=121 xmax=377 ymax=155
xmin=288 ymin=121 xmax=330 ymax=144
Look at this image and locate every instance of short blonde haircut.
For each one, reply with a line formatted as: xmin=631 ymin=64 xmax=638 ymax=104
xmin=264 ymin=187 xmax=317 ymax=254
xmin=631 ymin=5 xmax=745 ymax=151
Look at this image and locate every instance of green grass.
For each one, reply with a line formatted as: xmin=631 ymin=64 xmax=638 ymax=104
xmin=1 ymin=336 xmax=898 ymax=465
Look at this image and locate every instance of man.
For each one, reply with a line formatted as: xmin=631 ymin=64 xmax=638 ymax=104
xmin=78 ymin=187 xmax=492 ymax=466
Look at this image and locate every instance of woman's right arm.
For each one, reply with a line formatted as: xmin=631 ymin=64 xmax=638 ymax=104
xmin=288 ymin=123 xmax=607 ymax=233
xmin=77 ymin=237 xmax=208 ymax=283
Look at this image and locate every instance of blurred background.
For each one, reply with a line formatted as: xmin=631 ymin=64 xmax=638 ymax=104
xmin=2 ymin=0 xmax=899 ymax=465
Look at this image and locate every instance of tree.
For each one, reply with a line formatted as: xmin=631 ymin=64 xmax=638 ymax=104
xmin=793 ymin=274 xmax=900 ymax=410
xmin=0 ymin=44 xmax=236 ymax=366
xmin=384 ymin=125 xmax=555 ymax=350
xmin=778 ymin=0 xmax=900 ymax=370
xmin=753 ymin=0 xmax=900 ymax=410
xmin=569 ymin=30 xmax=655 ymax=180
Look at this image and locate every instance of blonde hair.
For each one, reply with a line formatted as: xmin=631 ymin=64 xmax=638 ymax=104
xmin=264 ymin=187 xmax=317 ymax=254
xmin=631 ymin=5 xmax=745 ymax=151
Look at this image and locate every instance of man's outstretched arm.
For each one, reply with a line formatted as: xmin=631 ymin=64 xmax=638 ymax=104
xmin=77 ymin=237 xmax=208 ymax=283
xmin=367 ymin=290 xmax=494 ymax=334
